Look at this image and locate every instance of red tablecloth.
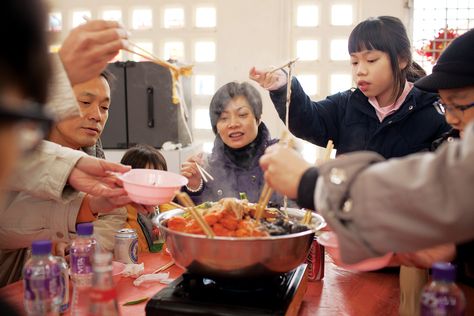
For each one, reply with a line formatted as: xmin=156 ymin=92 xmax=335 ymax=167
xmin=0 ymin=251 xmax=407 ymax=315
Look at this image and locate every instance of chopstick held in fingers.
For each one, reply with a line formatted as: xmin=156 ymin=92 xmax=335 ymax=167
xmin=195 ymin=162 xmax=214 ymax=181
xmin=194 ymin=162 xmax=208 ymax=183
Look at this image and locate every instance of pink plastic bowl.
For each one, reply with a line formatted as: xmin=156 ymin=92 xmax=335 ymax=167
xmin=318 ymin=231 xmax=394 ymax=271
xmin=120 ymin=169 xmax=188 ymax=205
xmin=112 ymin=261 xmax=125 ymax=283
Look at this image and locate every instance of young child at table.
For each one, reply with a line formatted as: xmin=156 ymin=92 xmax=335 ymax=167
xmin=120 ymin=144 xmax=175 ymax=253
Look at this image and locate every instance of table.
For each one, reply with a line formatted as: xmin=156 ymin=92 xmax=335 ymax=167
xmin=0 ymin=251 xmax=407 ymax=316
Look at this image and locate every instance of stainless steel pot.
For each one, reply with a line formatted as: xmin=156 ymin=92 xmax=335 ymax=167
xmin=155 ymin=208 xmax=325 ymax=279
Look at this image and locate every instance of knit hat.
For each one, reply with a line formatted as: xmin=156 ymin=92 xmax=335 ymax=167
xmin=415 ymin=28 xmax=474 ymax=92
xmin=209 ymin=82 xmax=262 ymax=134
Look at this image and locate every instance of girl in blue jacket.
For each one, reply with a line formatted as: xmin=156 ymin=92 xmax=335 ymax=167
xmin=250 ymin=16 xmax=449 ymax=158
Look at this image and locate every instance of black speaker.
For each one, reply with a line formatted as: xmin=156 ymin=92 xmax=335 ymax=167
xmin=101 ymin=61 xmax=192 ymax=149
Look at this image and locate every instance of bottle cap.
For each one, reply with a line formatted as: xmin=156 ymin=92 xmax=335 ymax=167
xmin=31 ymin=240 xmax=52 ymax=255
xmin=432 ymin=262 xmax=456 ymax=282
xmin=76 ymin=222 xmax=94 ymax=236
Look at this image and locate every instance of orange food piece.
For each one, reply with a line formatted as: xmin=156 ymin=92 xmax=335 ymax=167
xmin=167 ymin=216 xmax=187 ymax=232
xmin=212 ymin=223 xmax=232 ymax=237
xmin=219 ymin=217 xmax=239 ymax=231
xmin=203 ymin=212 xmax=221 ymax=226
xmin=184 ymin=219 xmax=204 ymax=235
xmin=234 ymin=228 xmax=251 ymax=237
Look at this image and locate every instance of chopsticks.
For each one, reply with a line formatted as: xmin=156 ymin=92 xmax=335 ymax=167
xmin=152 ymin=261 xmax=174 ymax=274
xmin=255 ymin=183 xmax=273 ymax=221
xmin=268 ymin=57 xmax=299 ymax=74
xmin=175 ymin=192 xmax=215 ymax=238
xmin=169 ymin=201 xmax=185 ymax=209
xmin=301 ymin=209 xmax=312 ymax=225
xmin=301 ymin=140 xmax=335 ymax=225
xmin=194 ymin=162 xmax=214 ymax=183
xmin=255 ymin=130 xmax=294 ymax=221
xmin=321 ymin=140 xmax=334 ymax=162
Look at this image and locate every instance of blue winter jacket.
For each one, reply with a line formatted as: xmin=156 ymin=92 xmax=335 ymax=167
xmin=186 ymin=123 xmax=285 ymax=206
xmin=270 ymin=78 xmax=450 ymax=158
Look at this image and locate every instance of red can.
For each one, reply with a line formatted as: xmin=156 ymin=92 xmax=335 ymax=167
xmin=306 ymin=237 xmax=325 ymax=281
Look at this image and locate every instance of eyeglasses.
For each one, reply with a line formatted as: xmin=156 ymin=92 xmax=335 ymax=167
xmin=0 ymin=101 xmax=53 ymax=154
xmin=433 ymin=99 xmax=474 ymax=118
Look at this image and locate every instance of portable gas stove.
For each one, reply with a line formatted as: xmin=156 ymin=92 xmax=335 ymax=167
xmin=145 ymin=264 xmax=308 ymax=316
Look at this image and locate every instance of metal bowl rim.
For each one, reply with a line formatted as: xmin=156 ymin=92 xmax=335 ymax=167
xmin=156 ymin=208 xmax=324 ymax=241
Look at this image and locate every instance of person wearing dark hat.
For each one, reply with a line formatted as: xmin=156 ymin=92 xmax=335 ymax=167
xmin=180 ymin=81 xmax=287 ymax=207
xmin=258 ymin=28 xmax=474 ymax=263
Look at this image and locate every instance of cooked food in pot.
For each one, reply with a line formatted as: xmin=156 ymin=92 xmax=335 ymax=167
xmin=164 ymin=198 xmax=310 ymax=237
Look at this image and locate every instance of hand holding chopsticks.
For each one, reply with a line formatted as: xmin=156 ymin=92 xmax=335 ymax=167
xmin=175 ymin=192 xmax=215 ymax=238
xmin=194 ymin=162 xmax=214 ymax=183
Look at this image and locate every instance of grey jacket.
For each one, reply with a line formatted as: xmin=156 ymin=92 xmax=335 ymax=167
xmin=315 ymin=122 xmax=474 ymax=264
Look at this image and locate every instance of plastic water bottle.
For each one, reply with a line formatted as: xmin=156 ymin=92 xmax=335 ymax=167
xmin=23 ymin=240 xmax=62 ymax=316
xmin=70 ymin=223 xmax=95 ymax=315
xmin=55 ymin=256 xmax=70 ymax=313
xmin=420 ymin=262 xmax=466 ymax=315
xmin=89 ymin=252 xmax=120 ymax=316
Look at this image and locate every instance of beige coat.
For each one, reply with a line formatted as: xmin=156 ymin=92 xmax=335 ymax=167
xmin=0 ymin=56 xmax=126 ymax=285
xmin=316 ymin=122 xmax=474 ymax=264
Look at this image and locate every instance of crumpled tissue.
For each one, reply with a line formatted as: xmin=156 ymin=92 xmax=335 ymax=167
xmin=133 ymin=272 xmax=173 ymax=287
xmin=122 ymin=263 xmax=144 ymax=278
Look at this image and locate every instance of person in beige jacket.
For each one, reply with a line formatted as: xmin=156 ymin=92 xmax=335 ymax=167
xmin=0 ymin=20 xmax=133 ymax=286
xmin=259 ymin=29 xmax=474 ymax=264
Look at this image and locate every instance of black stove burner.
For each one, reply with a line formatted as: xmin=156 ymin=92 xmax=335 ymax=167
xmin=145 ymin=264 xmax=308 ymax=316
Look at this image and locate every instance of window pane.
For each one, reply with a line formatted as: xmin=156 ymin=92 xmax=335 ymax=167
xmin=72 ymin=11 xmax=91 ymax=28
xmin=330 ymin=39 xmax=349 ymax=60
xmin=194 ymin=109 xmax=211 ymax=129
xmin=164 ymin=8 xmax=184 ymax=28
xmin=130 ymin=42 xmax=153 ymax=62
xmin=164 ymin=41 xmax=185 ymax=61
xmin=195 ymin=41 xmax=216 ymax=62
xmin=330 ymin=74 xmax=352 ymax=94
xmin=49 ymin=12 xmax=62 ymax=32
xmin=196 ymin=7 xmax=216 ymax=28
xmin=296 ymin=74 xmax=318 ymax=96
xmin=331 ymin=5 xmax=353 ymax=26
xmin=296 ymin=5 xmax=319 ymax=27
xmin=102 ymin=10 xmax=122 ymax=22
xmin=296 ymin=40 xmax=319 ymax=61
xmin=194 ymin=75 xmax=215 ymax=95
xmin=132 ymin=9 xmax=153 ymax=30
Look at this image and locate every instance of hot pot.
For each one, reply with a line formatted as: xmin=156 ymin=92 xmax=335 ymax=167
xmin=155 ymin=208 xmax=326 ymax=279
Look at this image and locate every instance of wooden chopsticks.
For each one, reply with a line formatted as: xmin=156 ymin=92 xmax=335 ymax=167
xmin=301 ymin=139 xmax=335 ymax=225
xmin=255 ymin=130 xmax=295 ymax=221
xmin=301 ymin=209 xmax=313 ymax=225
xmin=194 ymin=162 xmax=214 ymax=183
xmin=175 ymin=192 xmax=215 ymax=238
xmin=152 ymin=261 xmax=175 ymax=274
xmin=255 ymin=183 xmax=273 ymax=221
xmin=268 ymin=57 xmax=299 ymax=74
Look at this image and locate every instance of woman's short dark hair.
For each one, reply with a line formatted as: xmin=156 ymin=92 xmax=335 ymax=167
xmin=348 ymin=16 xmax=418 ymax=101
xmin=209 ymin=82 xmax=262 ymax=134
xmin=120 ymin=144 xmax=168 ymax=171
xmin=0 ymin=0 xmax=51 ymax=104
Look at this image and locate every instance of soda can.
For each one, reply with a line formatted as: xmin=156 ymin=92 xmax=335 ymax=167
xmin=306 ymin=236 xmax=325 ymax=281
xmin=114 ymin=228 xmax=138 ymax=264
